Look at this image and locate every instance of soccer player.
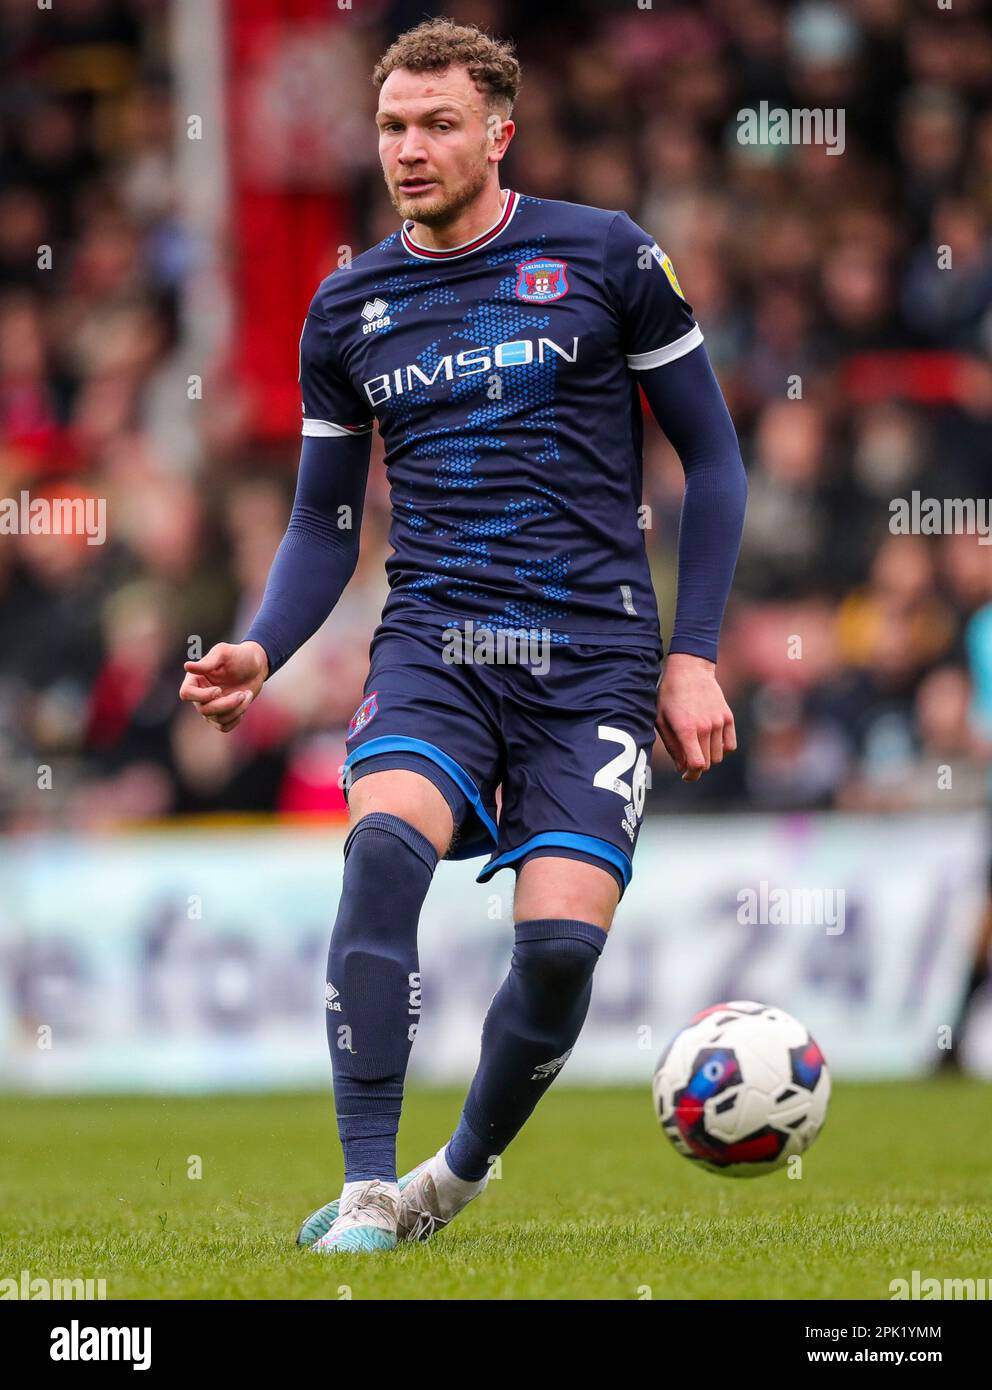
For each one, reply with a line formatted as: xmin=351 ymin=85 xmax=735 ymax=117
xmin=179 ymin=19 xmax=747 ymax=1253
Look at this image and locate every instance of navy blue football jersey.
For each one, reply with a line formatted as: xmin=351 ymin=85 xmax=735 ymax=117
xmin=299 ymin=190 xmax=703 ymax=647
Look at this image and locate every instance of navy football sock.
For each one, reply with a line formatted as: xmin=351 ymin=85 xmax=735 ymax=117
xmin=446 ymin=919 xmax=607 ymax=1182
xmin=327 ymin=812 xmax=437 ymax=1182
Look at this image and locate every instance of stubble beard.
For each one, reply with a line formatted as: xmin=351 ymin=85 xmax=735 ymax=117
xmin=389 ymin=155 xmax=493 ymax=230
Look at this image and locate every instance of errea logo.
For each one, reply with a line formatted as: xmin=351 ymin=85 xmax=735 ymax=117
xmin=361 ymin=298 xmax=391 ymax=334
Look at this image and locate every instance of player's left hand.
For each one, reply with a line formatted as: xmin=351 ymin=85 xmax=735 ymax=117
xmin=655 ymin=652 xmax=736 ymax=782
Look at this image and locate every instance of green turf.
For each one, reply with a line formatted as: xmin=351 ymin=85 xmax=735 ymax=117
xmin=1 ymin=1081 xmax=990 ymax=1300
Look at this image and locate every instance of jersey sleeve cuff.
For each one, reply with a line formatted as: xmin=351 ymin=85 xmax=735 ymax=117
xmin=666 ymin=635 xmax=719 ymax=664
xmin=626 ymin=323 xmax=703 ymax=371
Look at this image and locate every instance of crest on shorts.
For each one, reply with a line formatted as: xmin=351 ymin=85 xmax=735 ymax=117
xmin=347 ymin=691 xmax=378 ymax=740
xmin=515 ymin=258 xmax=569 ymax=303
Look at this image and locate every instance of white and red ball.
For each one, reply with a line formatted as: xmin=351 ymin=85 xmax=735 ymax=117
xmin=652 ymin=1000 xmax=830 ymax=1177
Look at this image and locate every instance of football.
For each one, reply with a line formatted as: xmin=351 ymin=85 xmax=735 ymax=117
xmin=652 ymin=1000 xmax=831 ymax=1177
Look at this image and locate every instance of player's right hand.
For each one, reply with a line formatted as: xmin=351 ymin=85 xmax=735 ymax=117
xmin=179 ymin=641 xmax=269 ymax=733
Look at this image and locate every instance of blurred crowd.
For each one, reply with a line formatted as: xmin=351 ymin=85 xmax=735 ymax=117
xmin=0 ymin=0 xmax=990 ymax=831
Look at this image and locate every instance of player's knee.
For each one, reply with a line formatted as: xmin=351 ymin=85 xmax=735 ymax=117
xmin=347 ymin=769 xmax=454 ymax=859
xmin=343 ymin=811 xmax=438 ymax=879
xmin=511 ymin=932 xmax=603 ymax=997
xmin=333 ymin=812 xmax=438 ymax=952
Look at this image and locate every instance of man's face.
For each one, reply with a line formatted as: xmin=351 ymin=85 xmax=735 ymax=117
xmin=376 ymin=65 xmax=510 ymax=227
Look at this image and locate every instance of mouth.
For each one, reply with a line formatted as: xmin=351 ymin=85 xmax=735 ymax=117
xmin=399 ymin=178 xmax=437 ymax=195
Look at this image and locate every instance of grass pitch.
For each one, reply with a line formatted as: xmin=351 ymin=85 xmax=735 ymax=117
xmin=2 ymin=1081 xmax=990 ymax=1300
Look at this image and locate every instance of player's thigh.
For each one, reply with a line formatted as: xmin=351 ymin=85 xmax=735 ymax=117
xmin=494 ymin=642 xmax=661 ymax=908
xmin=514 ymin=854 xmax=620 ymax=931
xmin=342 ymin=626 xmax=503 ymax=861
xmin=347 ymin=769 xmax=455 ymax=860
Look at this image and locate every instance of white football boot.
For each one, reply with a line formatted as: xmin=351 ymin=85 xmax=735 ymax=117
xmin=300 ymin=1146 xmax=490 ymax=1248
xmin=309 ymin=1179 xmax=399 ymax=1254
xmin=394 ymin=1145 xmax=491 ymax=1242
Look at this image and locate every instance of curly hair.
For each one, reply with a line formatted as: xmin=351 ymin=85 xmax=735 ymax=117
xmin=372 ymin=17 xmax=521 ymax=116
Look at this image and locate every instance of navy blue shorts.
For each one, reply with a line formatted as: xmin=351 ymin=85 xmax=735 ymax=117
xmin=342 ymin=624 xmax=662 ymax=893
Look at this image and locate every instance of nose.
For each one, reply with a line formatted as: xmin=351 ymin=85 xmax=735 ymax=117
xmin=396 ymin=126 xmax=429 ymax=166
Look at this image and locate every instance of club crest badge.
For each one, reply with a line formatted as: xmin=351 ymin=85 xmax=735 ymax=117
xmin=515 ymin=258 xmax=569 ymax=303
xmin=346 ymin=691 xmax=378 ymax=740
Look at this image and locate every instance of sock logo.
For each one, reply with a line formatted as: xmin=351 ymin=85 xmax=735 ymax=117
xmin=407 ymin=971 xmax=422 ymax=1014
xmin=407 ymin=971 xmax=421 ymax=1042
xmin=531 ymin=1047 xmax=573 ymax=1081
xmin=325 ymin=981 xmax=342 ymax=1012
